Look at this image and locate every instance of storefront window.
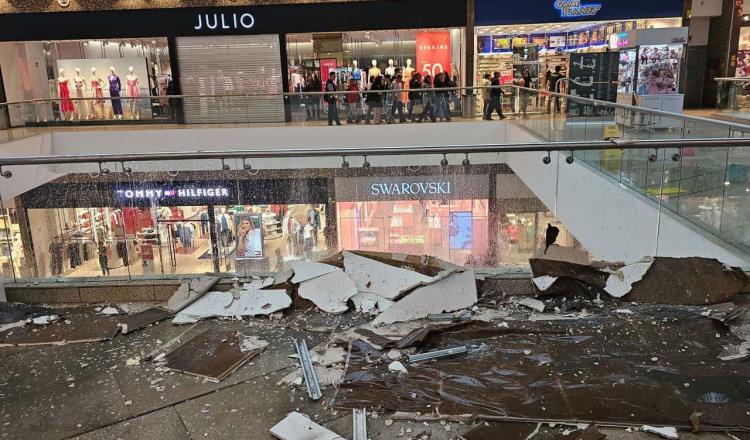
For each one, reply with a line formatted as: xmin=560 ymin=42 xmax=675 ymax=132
xmin=286 ymin=28 xmax=465 ymax=122
xmin=0 ymin=38 xmax=172 ymax=125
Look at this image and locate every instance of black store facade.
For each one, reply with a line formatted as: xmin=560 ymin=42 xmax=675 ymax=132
xmin=15 ymin=175 xmax=330 ymax=279
xmin=0 ymin=0 xmax=467 ymax=126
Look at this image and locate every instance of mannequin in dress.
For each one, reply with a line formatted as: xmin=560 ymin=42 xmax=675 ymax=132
xmin=368 ymin=59 xmax=381 ymax=82
xmin=108 ymin=66 xmax=123 ymax=119
xmin=351 ymin=60 xmax=362 ymax=82
xmin=385 ymin=58 xmax=396 ymax=77
xmin=73 ymin=68 xmax=88 ymax=120
xmin=90 ymin=67 xmax=105 ymax=120
xmin=57 ymin=68 xmax=74 ymax=120
xmin=403 ymin=59 xmax=415 ymax=103
xmin=126 ymin=66 xmax=140 ymax=119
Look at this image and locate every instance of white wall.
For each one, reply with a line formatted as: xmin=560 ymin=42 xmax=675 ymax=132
xmin=0 ymin=134 xmax=60 ymax=203
xmin=502 ymin=124 xmax=749 ymax=266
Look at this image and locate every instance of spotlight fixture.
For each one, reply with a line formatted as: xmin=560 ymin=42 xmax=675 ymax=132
xmin=221 ymin=159 xmax=230 ymax=171
xmin=0 ymin=167 xmax=11 ymax=178
xmin=462 ymin=153 xmax=470 ymax=167
xmin=121 ymin=162 xmax=132 ymax=175
xmin=99 ymin=163 xmax=110 ymax=175
xmin=341 ymin=156 xmax=350 ymax=169
xmin=362 ymin=156 xmax=371 ymax=169
xmin=542 ymin=152 xmax=552 ymax=165
xmin=565 ymin=152 xmax=574 ymax=164
xmin=440 ymin=154 xmax=448 ymax=167
xmin=671 ymin=152 xmax=681 ymax=162
xmin=648 ymin=153 xmax=658 ymax=162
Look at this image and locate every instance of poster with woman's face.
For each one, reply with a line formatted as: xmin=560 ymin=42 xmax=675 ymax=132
xmin=234 ymin=213 xmax=264 ymax=259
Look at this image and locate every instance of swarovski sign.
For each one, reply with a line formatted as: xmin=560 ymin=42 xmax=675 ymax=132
xmin=116 ymin=187 xmax=230 ymax=199
xmin=194 ymin=12 xmax=255 ymax=31
xmin=370 ymin=181 xmax=452 ymax=196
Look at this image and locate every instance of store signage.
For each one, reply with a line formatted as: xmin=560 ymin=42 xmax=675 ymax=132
xmin=553 ymin=0 xmax=601 ymax=18
xmin=370 ymin=181 xmax=452 ymax=197
xmin=116 ymin=187 xmax=230 ymax=199
xmin=416 ymin=31 xmax=451 ymax=77
xmin=193 ymin=12 xmax=255 ymax=31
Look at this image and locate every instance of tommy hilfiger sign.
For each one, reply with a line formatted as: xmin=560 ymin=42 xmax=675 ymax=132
xmin=116 ymin=187 xmax=230 ymax=199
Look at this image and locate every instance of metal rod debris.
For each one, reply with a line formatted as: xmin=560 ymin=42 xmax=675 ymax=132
xmin=408 ymin=346 xmax=468 ymax=363
xmin=353 ymin=408 xmax=367 ymax=440
xmin=427 ymin=311 xmax=471 ymax=321
xmin=294 ymin=339 xmax=322 ymax=400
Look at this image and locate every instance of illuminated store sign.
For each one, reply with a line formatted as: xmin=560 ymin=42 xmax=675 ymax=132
xmin=553 ymin=0 xmax=601 ymax=17
xmin=116 ymin=187 xmax=230 ymax=199
xmin=370 ymin=181 xmax=452 ymax=196
xmin=194 ymin=12 xmax=255 ymax=31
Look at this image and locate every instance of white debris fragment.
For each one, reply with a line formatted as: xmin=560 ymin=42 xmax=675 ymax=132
xmin=388 ymin=361 xmax=408 ymax=374
xmin=604 ymin=258 xmax=653 ymax=298
xmin=270 ymin=412 xmax=344 ymax=440
xmin=372 ymin=270 xmax=477 ymax=326
xmin=651 ymin=357 xmax=658 ymax=362
xmin=614 ymin=309 xmax=634 ymax=316
xmin=532 ymin=275 xmax=558 ymax=292
xmin=298 ymin=269 xmax=358 ymax=314
xmin=29 ymin=315 xmax=59 ymax=325
xmin=126 ymin=357 xmax=141 ymax=366
xmin=288 ymin=261 xmax=339 ymax=284
xmin=641 ymin=425 xmax=679 ymax=439
xmin=123 ymin=400 xmax=133 ymax=406
xmin=239 ymin=335 xmax=269 ymax=353
xmin=172 ymin=286 xmax=291 ymax=323
xmin=311 ymin=345 xmax=347 ymax=367
xmin=512 ymin=297 xmax=546 ymax=313
xmin=343 ymin=250 xmax=433 ymax=300
xmin=100 ymin=307 xmax=120 ymax=316
xmin=387 ymin=349 xmax=402 ymax=360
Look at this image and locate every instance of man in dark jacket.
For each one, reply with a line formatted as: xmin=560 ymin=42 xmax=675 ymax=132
xmin=325 ymin=71 xmax=341 ymax=126
xmin=486 ymin=71 xmax=505 ymax=120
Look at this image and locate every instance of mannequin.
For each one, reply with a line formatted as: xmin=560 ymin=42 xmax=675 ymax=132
xmin=351 ymin=60 xmax=362 ymax=82
xmin=403 ymin=59 xmax=415 ymax=102
xmin=125 ymin=66 xmax=140 ymax=119
xmin=57 ymin=68 xmax=74 ymax=120
xmin=72 ymin=68 xmax=88 ymax=120
xmin=385 ymin=58 xmax=396 ymax=77
xmin=90 ymin=67 xmax=105 ymax=119
xmin=107 ymin=67 xmax=123 ymax=119
xmin=282 ymin=209 xmax=301 ymax=257
xmin=368 ymin=59 xmax=381 ymax=81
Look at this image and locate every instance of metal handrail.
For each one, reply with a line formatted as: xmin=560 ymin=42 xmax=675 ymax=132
xmin=714 ymin=77 xmax=750 ymax=82
xmin=0 ymin=138 xmax=748 ymax=167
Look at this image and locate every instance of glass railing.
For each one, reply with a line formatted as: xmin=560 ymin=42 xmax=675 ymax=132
xmin=715 ymin=77 xmax=750 ymax=123
xmin=0 ymin=139 xmax=748 ymax=285
xmin=1 ymin=84 xmax=746 ymax=144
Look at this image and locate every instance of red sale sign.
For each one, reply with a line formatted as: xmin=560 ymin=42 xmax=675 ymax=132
xmin=319 ymin=58 xmax=337 ymax=92
xmin=416 ymin=31 xmax=451 ymax=78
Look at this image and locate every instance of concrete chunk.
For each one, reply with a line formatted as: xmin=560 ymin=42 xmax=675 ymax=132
xmin=289 ymin=261 xmax=339 ymax=284
xmin=344 ymin=250 xmax=433 ymax=300
xmin=298 ymin=269 xmax=358 ymax=314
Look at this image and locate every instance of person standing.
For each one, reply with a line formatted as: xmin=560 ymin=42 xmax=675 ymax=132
xmin=519 ymin=68 xmax=532 ymax=118
xmin=325 ymin=71 xmax=341 ymax=126
xmin=388 ymin=74 xmax=406 ymax=123
xmin=407 ymin=72 xmax=422 ymax=121
xmin=306 ymin=73 xmax=322 ymax=121
xmin=97 ymin=240 xmax=109 ymax=276
xmin=481 ymin=73 xmax=492 ymax=120
xmin=418 ymin=75 xmax=436 ymax=123
xmin=346 ymin=78 xmax=361 ymax=124
xmin=547 ymin=65 xmax=563 ymax=113
xmin=486 ymin=71 xmax=505 ymax=120
xmin=366 ymin=76 xmax=384 ymax=124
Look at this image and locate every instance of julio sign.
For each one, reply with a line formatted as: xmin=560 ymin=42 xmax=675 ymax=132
xmin=193 ymin=12 xmax=255 ymax=31
xmin=416 ymin=31 xmax=451 ymax=78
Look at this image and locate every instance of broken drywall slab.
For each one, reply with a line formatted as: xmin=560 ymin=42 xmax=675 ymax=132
xmin=343 ymin=250 xmax=433 ymax=300
xmin=30 ymin=315 xmax=59 ymax=325
xmin=166 ymin=277 xmax=220 ymax=313
xmin=118 ymin=308 xmax=173 ymax=334
xmin=388 ymin=361 xmax=408 ymax=373
xmin=164 ymin=330 xmax=262 ymax=382
xmin=534 ymin=245 xmax=591 ymax=265
xmin=270 ymin=412 xmax=346 ymax=440
xmin=351 ymin=293 xmax=379 ymax=314
xmin=512 ymin=297 xmax=545 ymax=313
xmin=624 ymin=257 xmax=748 ymax=305
xmin=0 ymin=314 xmax=119 ymax=347
xmin=532 ymin=276 xmax=558 ymax=292
xmin=99 ymin=307 xmax=120 ymax=316
xmin=310 ymin=345 xmax=347 ymax=367
xmin=280 ymin=366 xmax=343 ymax=387
xmin=604 ymin=258 xmax=653 ymax=298
xmin=642 ymin=425 xmax=679 ymax=439
xmin=172 ymin=288 xmax=291 ymax=323
xmin=289 ymin=261 xmax=339 ymax=284
xmin=239 ymin=334 xmax=269 ymax=353
xmin=372 ymin=270 xmax=477 ymax=326
xmin=298 ymin=269 xmax=358 ymax=314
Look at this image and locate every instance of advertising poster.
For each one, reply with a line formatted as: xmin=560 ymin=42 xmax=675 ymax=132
xmin=548 ymin=34 xmax=567 ymax=49
xmin=416 ymin=31 xmax=452 ymax=78
xmin=492 ymin=35 xmax=512 ymax=53
xmin=511 ymin=36 xmax=529 ymax=48
xmin=737 ymin=50 xmax=750 ymax=77
xmin=449 ymin=212 xmax=473 ymax=250
xmin=319 ymin=58 xmax=337 ymax=92
xmin=739 ymin=27 xmax=750 ymax=51
xmin=234 ymin=213 xmax=264 ymax=259
xmin=478 ymin=36 xmax=492 ymax=54
xmin=530 ymin=34 xmax=548 ymax=48
xmin=590 ymin=26 xmax=606 ymax=46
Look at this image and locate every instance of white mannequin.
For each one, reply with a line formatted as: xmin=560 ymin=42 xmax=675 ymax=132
xmin=90 ymin=67 xmax=105 ymax=120
xmin=385 ymin=58 xmax=396 ymax=77
xmin=125 ymin=66 xmax=140 ymax=119
xmin=368 ymin=59 xmax=381 ymax=81
xmin=350 ymin=59 xmax=363 ymax=85
xmin=108 ymin=66 xmax=123 ymax=119
xmin=57 ymin=68 xmax=73 ymax=120
xmin=73 ymin=68 xmax=88 ymax=120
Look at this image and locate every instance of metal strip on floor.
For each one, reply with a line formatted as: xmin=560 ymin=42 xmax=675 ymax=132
xmin=295 ymin=339 xmax=322 ymax=400
xmin=353 ymin=408 xmax=367 ymax=440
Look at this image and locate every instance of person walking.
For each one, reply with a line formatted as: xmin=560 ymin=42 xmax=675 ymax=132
xmin=418 ymin=75 xmax=436 ymax=123
xmin=346 ymin=77 xmax=361 ymax=124
xmin=325 ymin=71 xmax=341 ymax=126
xmin=388 ymin=73 xmax=406 ymax=123
xmin=481 ymin=73 xmax=492 ymax=120
xmin=486 ymin=71 xmax=505 ymax=120
xmin=407 ymin=72 xmax=422 ymax=121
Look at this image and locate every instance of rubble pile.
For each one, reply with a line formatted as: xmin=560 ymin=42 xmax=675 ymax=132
xmin=0 ymin=248 xmax=749 ymax=439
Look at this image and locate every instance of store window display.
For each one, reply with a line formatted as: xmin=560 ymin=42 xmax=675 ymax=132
xmin=0 ymin=38 xmax=172 ymax=126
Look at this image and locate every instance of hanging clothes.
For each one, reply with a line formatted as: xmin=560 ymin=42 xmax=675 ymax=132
xmin=199 ymin=211 xmax=209 ymax=236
